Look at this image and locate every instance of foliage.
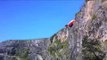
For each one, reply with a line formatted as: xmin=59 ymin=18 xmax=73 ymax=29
xmin=103 ymin=40 xmax=107 ymax=45
xmin=103 ymin=40 xmax=107 ymax=52
xmin=50 ymin=34 xmax=56 ymax=43
xmin=92 ymin=14 xmax=97 ymax=20
xmin=15 ymin=48 xmax=30 ymax=60
xmin=82 ymin=36 xmax=105 ymax=60
xmin=48 ymin=39 xmax=70 ymax=60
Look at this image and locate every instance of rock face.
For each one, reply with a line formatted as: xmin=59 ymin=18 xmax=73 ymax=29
xmin=0 ymin=38 xmax=51 ymax=60
xmin=73 ymin=0 xmax=107 ymax=60
xmin=0 ymin=0 xmax=107 ymax=60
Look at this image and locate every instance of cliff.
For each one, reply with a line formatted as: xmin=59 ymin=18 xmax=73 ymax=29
xmin=0 ymin=0 xmax=107 ymax=60
xmin=0 ymin=38 xmax=51 ymax=60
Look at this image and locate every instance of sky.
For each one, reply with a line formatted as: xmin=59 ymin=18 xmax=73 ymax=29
xmin=0 ymin=0 xmax=84 ymax=41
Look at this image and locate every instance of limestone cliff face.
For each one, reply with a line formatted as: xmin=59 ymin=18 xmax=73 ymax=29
xmin=74 ymin=0 xmax=107 ymax=60
xmin=0 ymin=39 xmax=51 ymax=60
xmin=0 ymin=0 xmax=107 ymax=60
xmin=49 ymin=0 xmax=107 ymax=60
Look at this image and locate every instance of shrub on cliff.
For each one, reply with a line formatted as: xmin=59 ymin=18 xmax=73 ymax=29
xmin=15 ymin=48 xmax=30 ymax=60
xmin=48 ymin=39 xmax=70 ymax=60
xmin=82 ymin=36 xmax=105 ymax=60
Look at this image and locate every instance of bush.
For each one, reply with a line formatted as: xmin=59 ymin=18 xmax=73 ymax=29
xmin=82 ymin=36 xmax=105 ymax=60
xmin=15 ymin=48 xmax=30 ymax=60
xmin=48 ymin=39 xmax=70 ymax=60
xmin=92 ymin=14 xmax=97 ymax=20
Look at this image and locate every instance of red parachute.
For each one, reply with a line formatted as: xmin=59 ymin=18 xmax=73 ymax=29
xmin=67 ymin=20 xmax=75 ymax=27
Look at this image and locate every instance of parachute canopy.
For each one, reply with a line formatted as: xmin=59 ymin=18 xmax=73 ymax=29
xmin=68 ymin=20 xmax=75 ymax=27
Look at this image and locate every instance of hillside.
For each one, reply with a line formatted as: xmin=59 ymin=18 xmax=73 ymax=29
xmin=0 ymin=0 xmax=107 ymax=60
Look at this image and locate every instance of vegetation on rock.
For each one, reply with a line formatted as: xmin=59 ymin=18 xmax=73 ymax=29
xmin=48 ymin=39 xmax=70 ymax=60
xmin=15 ymin=48 xmax=30 ymax=60
xmin=92 ymin=14 xmax=97 ymax=20
xmin=82 ymin=36 xmax=105 ymax=60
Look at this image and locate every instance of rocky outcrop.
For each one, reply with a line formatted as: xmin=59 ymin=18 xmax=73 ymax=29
xmin=74 ymin=0 xmax=107 ymax=60
xmin=48 ymin=0 xmax=107 ymax=60
xmin=0 ymin=38 xmax=51 ymax=60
